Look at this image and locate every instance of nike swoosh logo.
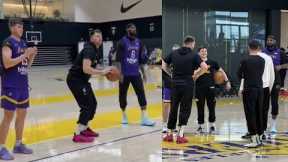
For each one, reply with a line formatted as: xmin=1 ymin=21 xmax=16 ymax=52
xmin=120 ymin=0 xmax=143 ymax=13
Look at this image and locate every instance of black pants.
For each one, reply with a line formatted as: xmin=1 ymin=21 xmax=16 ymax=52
xmin=280 ymin=69 xmax=286 ymax=88
xmin=119 ymin=75 xmax=147 ymax=111
xmin=167 ymin=80 xmax=194 ymax=130
xmin=242 ymin=87 xmax=263 ymax=135
xmin=262 ymin=87 xmax=270 ymax=132
xmin=196 ymin=86 xmax=216 ymax=124
xmin=270 ymin=83 xmax=280 ymax=116
xmin=67 ymin=75 xmax=97 ymax=126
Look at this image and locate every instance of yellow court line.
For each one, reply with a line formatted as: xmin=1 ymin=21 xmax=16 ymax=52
xmin=30 ymin=83 xmax=158 ymax=106
xmin=5 ymin=102 xmax=162 ymax=148
xmin=4 ymin=98 xmax=239 ymax=148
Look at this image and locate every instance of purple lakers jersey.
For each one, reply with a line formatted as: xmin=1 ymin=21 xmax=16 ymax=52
xmin=263 ymin=47 xmax=281 ymax=65
xmin=1 ymin=36 xmax=28 ymax=89
xmin=120 ymin=36 xmax=141 ymax=76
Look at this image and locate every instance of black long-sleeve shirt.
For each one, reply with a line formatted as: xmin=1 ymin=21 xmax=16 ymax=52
xmin=237 ymin=55 xmax=265 ymax=89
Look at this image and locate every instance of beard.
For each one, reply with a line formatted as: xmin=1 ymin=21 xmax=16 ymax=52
xmin=128 ymin=31 xmax=137 ymax=38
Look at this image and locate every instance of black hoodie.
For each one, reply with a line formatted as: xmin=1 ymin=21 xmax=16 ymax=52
xmin=163 ymin=47 xmax=201 ymax=82
xmin=68 ymin=42 xmax=100 ymax=82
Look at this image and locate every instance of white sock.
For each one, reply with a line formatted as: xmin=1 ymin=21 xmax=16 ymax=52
xmin=163 ymin=122 xmax=167 ymax=127
xmin=209 ymin=122 xmax=215 ymax=128
xmin=15 ymin=140 xmax=22 ymax=146
xmin=178 ymin=126 xmax=185 ymax=137
xmin=199 ymin=124 xmax=204 ymax=128
xmin=0 ymin=144 xmax=4 ymax=150
xmin=75 ymin=124 xmax=87 ymax=135
xmin=122 ymin=111 xmax=127 ymax=118
xmin=271 ymin=118 xmax=277 ymax=128
xmin=141 ymin=110 xmax=148 ymax=119
xmin=163 ymin=122 xmax=167 ymax=129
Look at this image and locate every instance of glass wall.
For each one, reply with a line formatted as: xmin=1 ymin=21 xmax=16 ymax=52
xmin=163 ymin=9 xmax=266 ymax=84
xmin=1 ymin=0 xmax=72 ymax=21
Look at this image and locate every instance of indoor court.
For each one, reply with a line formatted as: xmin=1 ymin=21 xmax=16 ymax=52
xmin=1 ymin=0 xmax=288 ymax=162
xmin=5 ymin=66 xmax=162 ymax=162
xmin=162 ymin=98 xmax=288 ymax=162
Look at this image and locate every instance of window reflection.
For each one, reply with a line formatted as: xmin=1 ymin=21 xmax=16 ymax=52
xmin=203 ymin=11 xmax=266 ymax=82
xmin=1 ymin=0 xmax=70 ymax=21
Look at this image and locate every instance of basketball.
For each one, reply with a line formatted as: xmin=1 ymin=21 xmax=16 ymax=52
xmin=214 ymin=71 xmax=225 ymax=85
xmin=105 ymin=66 xmax=121 ymax=82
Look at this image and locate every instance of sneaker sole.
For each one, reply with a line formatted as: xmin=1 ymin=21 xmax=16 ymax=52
xmin=0 ymin=157 xmax=14 ymax=161
xmin=141 ymin=123 xmax=156 ymax=126
xmin=72 ymin=138 xmax=94 ymax=143
xmin=176 ymin=141 xmax=188 ymax=144
xmin=81 ymin=134 xmax=99 ymax=138
xmin=163 ymin=139 xmax=173 ymax=142
xmin=13 ymin=151 xmax=33 ymax=154
xmin=244 ymin=144 xmax=260 ymax=148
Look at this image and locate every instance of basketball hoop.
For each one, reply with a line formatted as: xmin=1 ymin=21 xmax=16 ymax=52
xmin=26 ymin=31 xmax=42 ymax=45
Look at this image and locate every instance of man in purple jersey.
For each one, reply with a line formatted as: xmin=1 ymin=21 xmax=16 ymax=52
xmin=116 ymin=23 xmax=155 ymax=126
xmin=0 ymin=18 xmax=37 ymax=160
xmin=262 ymin=35 xmax=281 ymax=134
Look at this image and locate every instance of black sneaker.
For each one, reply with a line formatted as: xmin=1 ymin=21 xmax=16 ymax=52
xmin=209 ymin=126 xmax=216 ymax=134
xmin=241 ymin=133 xmax=251 ymax=139
xmin=261 ymin=134 xmax=266 ymax=140
xmin=197 ymin=127 xmax=204 ymax=134
xmin=162 ymin=130 xmax=168 ymax=134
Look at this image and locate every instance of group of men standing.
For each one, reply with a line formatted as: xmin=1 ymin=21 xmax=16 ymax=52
xmin=161 ymin=34 xmax=283 ymax=147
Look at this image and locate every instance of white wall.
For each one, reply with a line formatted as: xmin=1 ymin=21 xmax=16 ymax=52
xmin=63 ymin=0 xmax=75 ymax=21
xmin=74 ymin=0 xmax=162 ymax=23
xmin=281 ymin=10 xmax=288 ymax=49
xmin=0 ymin=0 xmax=3 ymax=19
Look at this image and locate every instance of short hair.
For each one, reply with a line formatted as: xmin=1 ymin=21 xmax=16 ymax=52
xmin=183 ymin=36 xmax=195 ymax=44
xmin=126 ymin=23 xmax=136 ymax=29
xmin=267 ymin=35 xmax=275 ymax=40
xmin=8 ymin=18 xmax=23 ymax=28
xmin=198 ymin=46 xmax=207 ymax=52
xmin=248 ymin=40 xmax=261 ymax=50
xmin=89 ymin=29 xmax=102 ymax=37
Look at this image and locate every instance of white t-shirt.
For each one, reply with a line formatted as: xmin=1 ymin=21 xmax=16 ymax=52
xmin=240 ymin=52 xmax=275 ymax=91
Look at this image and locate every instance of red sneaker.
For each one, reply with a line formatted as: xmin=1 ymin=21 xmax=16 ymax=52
xmin=81 ymin=128 xmax=99 ymax=137
xmin=163 ymin=134 xmax=173 ymax=142
xmin=73 ymin=134 xmax=94 ymax=143
xmin=176 ymin=136 xmax=188 ymax=144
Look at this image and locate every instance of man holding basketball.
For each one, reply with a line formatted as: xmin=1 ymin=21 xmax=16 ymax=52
xmin=193 ymin=47 xmax=230 ymax=134
xmin=0 ymin=18 xmax=37 ymax=160
xmin=66 ymin=29 xmax=111 ymax=143
xmin=115 ymin=23 xmax=155 ymax=126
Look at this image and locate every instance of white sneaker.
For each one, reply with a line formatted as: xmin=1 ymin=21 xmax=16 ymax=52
xmin=244 ymin=135 xmax=260 ymax=148
xmin=270 ymin=126 xmax=277 ymax=134
xmin=162 ymin=125 xmax=168 ymax=133
xmin=270 ymin=119 xmax=277 ymax=134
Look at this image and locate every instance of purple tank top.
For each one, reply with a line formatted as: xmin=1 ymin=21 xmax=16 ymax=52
xmin=1 ymin=36 xmax=28 ymax=89
xmin=121 ymin=36 xmax=141 ymax=76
